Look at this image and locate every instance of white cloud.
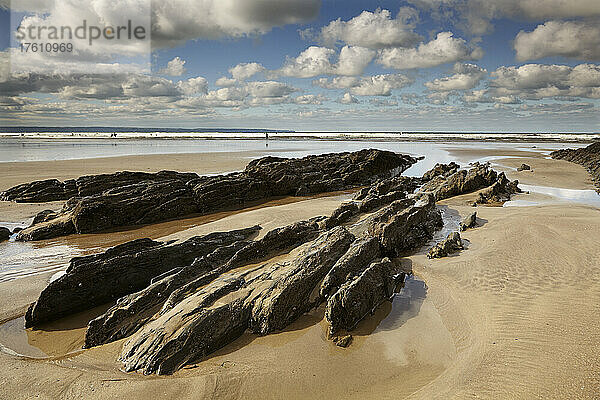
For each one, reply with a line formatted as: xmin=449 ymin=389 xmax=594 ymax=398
xmin=245 ymin=81 xmax=297 ymax=98
xmin=278 ymin=45 xmax=374 ymax=78
xmin=425 ymin=63 xmax=486 ymax=91
xmin=279 ymin=46 xmax=335 ymax=78
xmin=215 ymin=77 xmax=238 ymax=87
xmin=152 ymin=0 xmax=321 ymax=47
xmin=351 ymin=74 xmax=413 ymax=96
xmin=465 ymin=63 xmax=600 ymax=104
xmin=229 ymin=62 xmax=266 ymax=80
xmin=294 ymin=94 xmax=327 ymax=105
xmin=338 ymin=92 xmax=359 ymax=104
xmin=314 ymin=74 xmax=413 ymax=96
xmin=177 ymin=77 xmax=208 ymax=95
xmin=160 ymin=57 xmax=187 ymax=76
xmin=315 ymin=8 xmax=422 ymax=49
xmin=514 ymin=20 xmax=600 ymax=62
xmin=335 ymin=46 xmax=376 ymax=76
xmin=407 ymin=0 xmax=600 ymax=35
xmin=377 ymin=32 xmax=482 ymax=70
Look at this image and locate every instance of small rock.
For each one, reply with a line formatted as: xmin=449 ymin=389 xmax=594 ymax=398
xmin=333 ymin=335 xmax=353 ymax=348
xmin=427 ymin=232 xmax=463 ymax=259
xmin=0 ymin=227 xmax=10 ymax=242
xmin=460 ymin=212 xmax=477 ymax=231
xmin=517 ymin=164 xmax=531 ymax=172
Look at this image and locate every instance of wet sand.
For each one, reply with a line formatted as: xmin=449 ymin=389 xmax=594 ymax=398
xmin=1 ymin=147 xmax=600 ymax=399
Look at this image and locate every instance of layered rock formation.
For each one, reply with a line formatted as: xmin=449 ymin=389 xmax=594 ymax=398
xmin=427 ymin=232 xmax=463 ymax=259
xmin=3 ymin=150 xmax=417 ymax=241
xmin=25 ymin=227 xmax=261 ymax=327
xmin=21 ymin=154 xmax=522 ymax=375
xmin=552 ymin=142 xmax=600 ymax=192
xmin=420 ymin=162 xmax=520 ymax=204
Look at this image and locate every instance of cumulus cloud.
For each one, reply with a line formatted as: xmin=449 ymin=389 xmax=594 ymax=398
xmin=314 ymin=8 xmax=422 ymax=49
xmin=465 ymin=63 xmax=600 ymax=104
xmin=377 ymin=32 xmax=482 ymax=70
xmin=152 ymin=0 xmax=321 ymax=47
xmin=160 ymin=57 xmax=187 ymax=76
xmin=514 ymin=20 xmax=600 ymax=62
xmin=425 ymin=63 xmax=487 ymax=91
xmin=314 ymin=74 xmax=413 ymax=96
xmin=278 ymin=45 xmax=374 ymax=78
xmin=407 ymin=0 xmax=600 ymax=35
xmin=215 ymin=77 xmax=238 ymax=87
xmin=294 ymin=94 xmax=328 ymax=105
xmin=176 ymin=77 xmax=208 ymax=95
xmin=229 ymin=62 xmax=266 ymax=81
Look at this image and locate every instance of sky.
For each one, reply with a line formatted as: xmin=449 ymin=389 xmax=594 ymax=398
xmin=0 ymin=0 xmax=599 ymax=132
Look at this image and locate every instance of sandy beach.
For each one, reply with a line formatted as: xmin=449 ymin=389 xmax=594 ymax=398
xmin=1 ymin=144 xmax=599 ymax=399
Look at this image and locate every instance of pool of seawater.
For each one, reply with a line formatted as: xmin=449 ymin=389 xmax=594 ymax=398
xmin=504 ymin=184 xmax=600 ymax=208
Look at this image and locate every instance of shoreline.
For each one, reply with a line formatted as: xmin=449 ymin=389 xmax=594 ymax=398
xmin=0 ymin=145 xmax=600 ymax=398
xmin=1 ymin=133 xmax=599 ymax=143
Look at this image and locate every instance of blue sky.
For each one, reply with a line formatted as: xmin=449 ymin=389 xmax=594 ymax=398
xmin=0 ymin=0 xmax=599 ymax=132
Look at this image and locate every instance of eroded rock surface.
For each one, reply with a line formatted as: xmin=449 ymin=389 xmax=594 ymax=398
xmin=427 ymin=231 xmax=463 ymax=259
xmin=6 ymin=150 xmax=418 ymax=241
xmin=325 ymin=258 xmax=399 ymax=335
xmin=25 ymin=226 xmax=260 ymax=328
xmin=460 ymin=212 xmax=477 ymax=231
xmin=21 ymin=154 xmax=521 ymax=375
xmin=552 ymin=142 xmax=600 ymax=192
xmin=421 ymin=162 xmax=520 ymax=204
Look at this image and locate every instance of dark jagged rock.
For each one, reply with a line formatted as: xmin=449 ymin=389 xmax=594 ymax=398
xmin=325 ymin=258 xmax=399 ymax=335
xmin=319 ymin=237 xmax=381 ymax=298
xmin=422 ymin=162 xmax=460 ymax=182
xmin=32 ymin=210 xmax=58 ymax=225
xmin=119 ymin=227 xmax=355 ymax=375
xmin=249 ymin=227 xmax=355 ymax=335
xmin=10 ymin=150 xmax=418 ymax=241
xmin=517 ymin=164 xmax=531 ymax=172
xmin=25 ymin=154 xmax=499 ymax=375
xmin=552 ymin=142 xmax=600 ymax=192
xmin=421 ymin=163 xmax=498 ymax=200
xmin=475 ymin=172 xmax=520 ymax=205
xmin=0 ymin=227 xmax=10 ymax=242
xmin=25 ymin=226 xmax=261 ymax=328
xmin=421 ymin=163 xmax=520 ymax=204
xmin=1 ymin=179 xmax=69 ymax=202
xmin=427 ymin=232 xmax=463 ymax=259
xmin=84 ymin=219 xmax=324 ymax=347
xmin=84 ymin=240 xmax=251 ymax=348
xmin=460 ymin=212 xmax=477 ymax=231
xmin=370 ymin=195 xmax=443 ymax=257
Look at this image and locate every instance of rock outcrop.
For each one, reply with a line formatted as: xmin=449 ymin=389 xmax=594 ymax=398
xmin=0 ymin=227 xmax=10 ymax=242
xmin=552 ymin=142 xmax=600 ymax=192
xmin=460 ymin=212 xmax=477 ymax=231
xmin=25 ymin=226 xmax=261 ymax=328
xmin=427 ymin=232 xmax=463 ymax=259
xmin=517 ymin=164 xmax=531 ymax=172
xmin=5 ymin=150 xmax=418 ymax=241
xmin=420 ymin=162 xmax=520 ymax=204
xmin=422 ymin=162 xmax=460 ymax=182
xmin=84 ymin=219 xmax=323 ymax=347
xmin=21 ymin=153 xmax=520 ymax=375
xmin=325 ymin=258 xmax=399 ymax=335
